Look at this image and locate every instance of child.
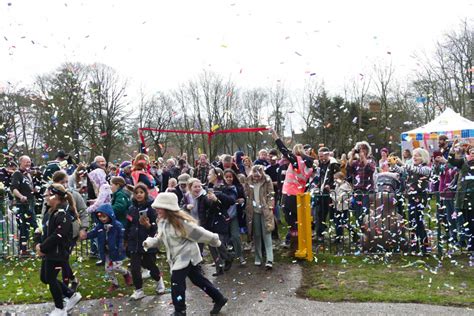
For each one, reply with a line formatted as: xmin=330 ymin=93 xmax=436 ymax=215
xmin=37 ymin=184 xmax=82 ymax=316
xmin=125 ymin=184 xmax=165 ymax=300
xmin=143 ymin=193 xmax=228 ymax=316
xmin=111 ymin=176 xmax=131 ymax=227
xmin=166 ymin=178 xmax=178 ymax=192
xmin=330 ymin=172 xmax=353 ymax=254
xmin=80 ymin=203 xmax=132 ymax=291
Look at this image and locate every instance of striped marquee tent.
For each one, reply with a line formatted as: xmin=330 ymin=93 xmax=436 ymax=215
xmin=401 ymin=108 xmax=474 ymax=153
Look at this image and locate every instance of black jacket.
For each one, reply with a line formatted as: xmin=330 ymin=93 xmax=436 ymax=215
xmin=40 ymin=205 xmax=72 ymax=261
xmin=205 ymin=183 xmax=236 ymax=234
xmin=125 ymin=199 xmax=158 ymax=254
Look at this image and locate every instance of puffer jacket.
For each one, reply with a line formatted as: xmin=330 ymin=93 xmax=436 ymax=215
xmin=86 ymin=203 xmax=125 ymax=262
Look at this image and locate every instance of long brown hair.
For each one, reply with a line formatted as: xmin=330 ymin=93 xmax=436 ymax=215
xmin=165 ymin=210 xmax=197 ymax=237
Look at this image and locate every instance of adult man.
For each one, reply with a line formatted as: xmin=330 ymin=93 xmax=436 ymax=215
xmin=438 ymin=135 xmax=451 ymax=159
xmin=43 ymin=150 xmax=68 ymax=182
xmin=217 ymin=154 xmax=240 ymax=174
xmin=347 ymin=141 xmax=376 ymax=228
xmin=315 ymin=147 xmax=340 ymax=241
xmin=194 ymin=154 xmax=211 ymax=187
xmin=11 ymin=155 xmax=38 ymax=255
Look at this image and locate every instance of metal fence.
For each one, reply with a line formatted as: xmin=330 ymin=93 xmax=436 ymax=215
xmin=308 ymin=190 xmax=470 ymax=255
xmin=0 ymin=191 xmax=470 ymax=259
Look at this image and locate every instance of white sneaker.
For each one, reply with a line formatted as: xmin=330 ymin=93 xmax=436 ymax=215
xmin=66 ymin=292 xmax=82 ymax=312
xmin=49 ymin=307 xmax=67 ymax=316
xmin=130 ymin=289 xmax=145 ymax=300
xmin=156 ymin=277 xmax=166 ymax=294
xmin=141 ymin=269 xmax=151 ymax=279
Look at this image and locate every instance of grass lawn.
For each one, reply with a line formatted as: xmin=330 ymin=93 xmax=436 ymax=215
xmin=0 ymin=254 xmax=171 ymax=305
xmin=298 ymin=253 xmax=474 ymax=307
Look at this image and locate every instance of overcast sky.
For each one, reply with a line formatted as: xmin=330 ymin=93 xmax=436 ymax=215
xmin=0 ymin=0 xmax=472 ymax=98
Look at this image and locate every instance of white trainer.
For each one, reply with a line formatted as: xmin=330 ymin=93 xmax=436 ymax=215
xmin=49 ymin=307 xmax=67 ymax=316
xmin=66 ymin=292 xmax=82 ymax=312
xmin=156 ymin=277 xmax=166 ymax=294
xmin=130 ymin=289 xmax=145 ymax=300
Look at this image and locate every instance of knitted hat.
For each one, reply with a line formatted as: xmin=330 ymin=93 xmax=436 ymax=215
xmin=152 ymin=192 xmax=181 ymax=211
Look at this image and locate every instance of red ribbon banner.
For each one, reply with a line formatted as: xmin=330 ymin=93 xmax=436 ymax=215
xmin=138 ymin=127 xmax=269 ymax=154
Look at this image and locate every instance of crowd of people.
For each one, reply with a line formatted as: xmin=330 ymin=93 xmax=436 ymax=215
xmin=0 ymin=132 xmax=473 ymax=315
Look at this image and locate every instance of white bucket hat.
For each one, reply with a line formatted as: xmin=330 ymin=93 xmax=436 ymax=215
xmin=151 ymin=192 xmax=181 ymax=211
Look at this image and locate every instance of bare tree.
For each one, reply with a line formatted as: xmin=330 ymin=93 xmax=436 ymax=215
xmin=86 ymin=64 xmax=129 ymax=162
xmin=241 ymin=88 xmax=267 ymax=158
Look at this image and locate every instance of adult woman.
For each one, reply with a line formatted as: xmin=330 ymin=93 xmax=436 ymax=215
xmin=242 ymin=156 xmax=253 ymax=177
xmin=143 ymin=193 xmax=228 ymax=316
xmin=390 ymin=148 xmax=431 ymax=255
xmin=37 ymin=184 xmax=82 ymax=316
xmin=223 ymin=169 xmax=246 ymax=265
xmin=271 ymin=129 xmax=313 ymax=252
xmin=378 ymin=148 xmax=389 ymax=172
xmin=244 ymin=165 xmax=275 ymax=269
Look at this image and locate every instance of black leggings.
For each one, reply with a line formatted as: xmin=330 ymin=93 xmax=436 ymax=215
xmin=40 ymin=259 xmax=74 ymax=309
xmin=171 ymin=263 xmax=224 ymax=313
xmin=130 ymin=252 xmax=161 ymax=290
xmin=62 ymin=240 xmax=77 ymax=286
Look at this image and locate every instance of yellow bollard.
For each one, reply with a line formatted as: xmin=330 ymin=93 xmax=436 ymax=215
xmin=295 ymin=192 xmax=313 ymax=261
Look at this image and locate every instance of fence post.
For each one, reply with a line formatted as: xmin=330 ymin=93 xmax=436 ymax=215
xmin=295 ymin=192 xmax=313 ymax=261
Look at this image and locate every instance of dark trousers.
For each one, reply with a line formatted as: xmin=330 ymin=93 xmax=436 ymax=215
xmin=130 ymin=252 xmax=161 ymax=290
xmin=316 ymin=194 xmax=333 ymax=238
xmin=408 ymin=194 xmax=428 ymax=252
xmin=209 ymin=234 xmax=231 ymax=268
xmin=283 ymin=195 xmax=297 ymax=233
xmin=171 ymin=263 xmax=224 ymax=313
xmin=334 ymin=209 xmax=352 ymax=243
xmin=62 ymin=240 xmax=77 ymax=286
xmin=16 ymin=203 xmax=38 ymax=252
xmin=40 ymin=259 xmax=74 ymax=309
xmin=465 ymin=208 xmax=474 ymax=252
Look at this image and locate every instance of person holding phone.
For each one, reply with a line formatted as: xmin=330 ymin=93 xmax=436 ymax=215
xmin=124 ymin=183 xmax=165 ymax=300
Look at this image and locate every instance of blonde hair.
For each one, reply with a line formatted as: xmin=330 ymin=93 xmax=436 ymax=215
xmin=292 ymin=144 xmax=304 ymax=156
xmin=248 ymin=165 xmax=265 ymax=182
xmin=187 ymin=178 xmax=201 ymax=191
xmin=412 ymin=148 xmax=430 ymax=164
xmin=166 ymin=210 xmax=197 ymax=236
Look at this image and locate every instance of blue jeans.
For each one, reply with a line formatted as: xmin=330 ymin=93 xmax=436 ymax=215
xmin=229 ymin=217 xmax=242 ymax=258
xmin=440 ymin=199 xmax=458 ymax=244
